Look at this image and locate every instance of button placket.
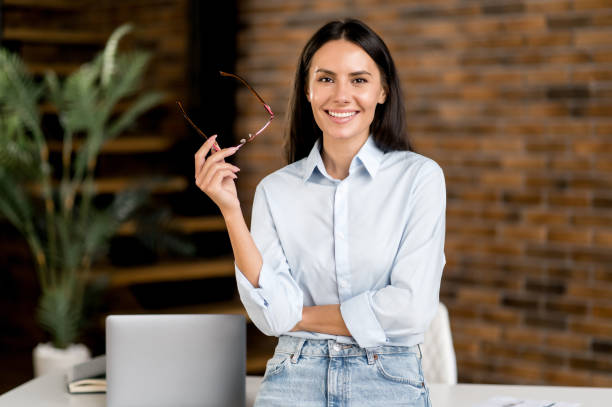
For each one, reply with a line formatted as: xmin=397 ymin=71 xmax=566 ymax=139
xmin=333 ymin=181 xmax=351 ymax=300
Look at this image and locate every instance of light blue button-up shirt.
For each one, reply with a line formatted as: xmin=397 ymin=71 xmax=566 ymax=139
xmin=235 ymin=135 xmax=446 ymax=348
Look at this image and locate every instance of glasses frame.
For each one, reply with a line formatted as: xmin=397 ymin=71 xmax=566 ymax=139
xmin=177 ymin=71 xmax=274 ymax=152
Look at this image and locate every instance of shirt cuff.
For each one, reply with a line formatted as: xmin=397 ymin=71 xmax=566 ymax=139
xmin=235 ymin=262 xmax=273 ymax=308
xmin=340 ymin=291 xmax=388 ymax=348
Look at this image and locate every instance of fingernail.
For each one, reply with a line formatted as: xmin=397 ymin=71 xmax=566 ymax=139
xmin=211 ymin=134 xmax=217 ymax=139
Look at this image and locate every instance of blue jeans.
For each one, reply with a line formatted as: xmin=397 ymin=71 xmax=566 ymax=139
xmin=254 ymin=335 xmax=431 ymax=407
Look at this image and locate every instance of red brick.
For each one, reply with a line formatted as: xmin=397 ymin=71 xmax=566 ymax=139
xmin=482 ymin=308 xmax=521 ymax=325
xmin=526 ymin=1 xmax=572 ymax=12
xmin=594 ymin=231 xmax=612 ymax=248
xmin=458 ymin=322 xmax=502 ymax=341
xmin=572 ymin=213 xmax=612 ymax=227
xmin=592 ymin=373 xmax=612 ymax=387
xmin=499 ymin=225 xmax=547 ymax=242
xmin=544 ymin=369 xmax=593 ymax=386
xmin=550 ymin=156 xmax=592 ymax=171
xmin=481 ymin=138 xmax=524 ymax=153
xmin=456 ymin=287 xmax=500 ymax=305
xmin=573 ymin=68 xmax=612 ymax=81
xmin=526 ymin=68 xmax=570 ymax=83
xmin=545 ymin=333 xmax=590 ymax=351
xmin=593 ymin=123 xmax=612 ymax=136
xmin=503 ymin=327 xmax=545 ymax=344
xmin=548 ymin=228 xmax=592 ymax=245
xmin=567 ymin=282 xmax=612 ymax=299
xmin=574 ymin=0 xmax=612 ymax=9
xmin=500 ymin=155 xmax=547 ymax=170
xmin=548 ymin=192 xmax=591 ymax=208
xmin=575 ymin=29 xmax=612 ymax=46
xmin=480 ymin=171 xmax=524 ymax=188
xmin=593 ymin=304 xmax=612 ymax=318
xmin=524 ymin=209 xmax=569 ymax=225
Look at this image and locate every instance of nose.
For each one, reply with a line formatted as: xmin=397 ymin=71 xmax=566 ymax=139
xmin=332 ymin=81 xmax=350 ymax=104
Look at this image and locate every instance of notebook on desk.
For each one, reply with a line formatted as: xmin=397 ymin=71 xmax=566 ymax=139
xmin=106 ymin=314 xmax=246 ymax=407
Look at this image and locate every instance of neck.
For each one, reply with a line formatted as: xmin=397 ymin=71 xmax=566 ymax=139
xmin=321 ymin=134 xmax=368 ymax=180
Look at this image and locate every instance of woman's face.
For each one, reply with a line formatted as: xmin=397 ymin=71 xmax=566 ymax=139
xmin=306 ymin=39 xmax=386 ymax=144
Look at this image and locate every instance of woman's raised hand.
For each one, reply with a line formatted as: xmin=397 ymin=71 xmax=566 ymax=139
xmin=194 ymin=135 xmax=242 ymax=215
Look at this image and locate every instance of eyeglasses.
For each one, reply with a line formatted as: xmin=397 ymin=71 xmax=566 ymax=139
xmin=177 ymin=71 xmax=274 ymax=152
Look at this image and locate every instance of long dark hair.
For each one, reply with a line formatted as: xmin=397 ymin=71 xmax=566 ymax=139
xmin=286 ymin=19 xmax=413 ymax=164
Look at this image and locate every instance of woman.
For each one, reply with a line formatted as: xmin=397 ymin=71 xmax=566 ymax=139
xmin=194 ymin=19 xmax=445 ymax=406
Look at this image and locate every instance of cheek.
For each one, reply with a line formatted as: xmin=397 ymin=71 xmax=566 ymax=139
xmin=357 ymin=91 xmax=382 ymax=111
xmin=308 ymin=86 xmax=327 ymax=105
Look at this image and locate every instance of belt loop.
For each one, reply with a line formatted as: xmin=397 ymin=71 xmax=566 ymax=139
xmin=417 ymin=344 xmax=423 ymax=359
xmin=291 ymin=339 xmax=306 ymax=364
xmin=366 ymin=348 xmax=376 ymax=365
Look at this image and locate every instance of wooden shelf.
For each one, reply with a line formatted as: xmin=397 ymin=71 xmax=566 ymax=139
xmin=28 ymin=176 xmax=188 ymax=195
xmin=118 ymin=215 xmax=226 ymax=235
xmin=47 ymin=135 xmax=176 ymax=154
xmin=92 ymin=258 xmax=236 ymax=287
xmin=2 ymin=27 xmax=108 ymax=45
xmin=2 ymin=0 xmax=87 ymax=9
xmin=39 ymin=97 xmax=173 ymax=115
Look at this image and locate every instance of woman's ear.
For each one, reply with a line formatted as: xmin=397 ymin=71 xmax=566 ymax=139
xmin=378 ymin=87 xmax=387 ymax=104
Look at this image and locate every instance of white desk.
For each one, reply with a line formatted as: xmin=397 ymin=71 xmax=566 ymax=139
xmin=1 ymin=371 xmax=610 ymax=407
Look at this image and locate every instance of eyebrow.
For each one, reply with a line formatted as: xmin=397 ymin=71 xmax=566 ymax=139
xmin=315 ymin=68 xmax=373 ymax=77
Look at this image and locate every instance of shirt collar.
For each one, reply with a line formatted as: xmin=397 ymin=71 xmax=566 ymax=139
xmin=302 ymin=135 xmax=384 ymax=183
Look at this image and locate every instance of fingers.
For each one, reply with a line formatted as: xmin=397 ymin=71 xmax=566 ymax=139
xmin=198 ymin=144 xmax=239 ymax=176
xmin=194 ymin=134 xmax=219 ymax=175
xmin=209 ymin=167 xmax=238 ymax=189
xmin=196 ymin=168 xmax=238 ymax=196
xmin=196 ymin=162 xmax=240 ymax=191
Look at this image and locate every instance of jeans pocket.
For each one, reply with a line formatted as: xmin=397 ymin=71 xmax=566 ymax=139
xmin=264 ymin=352 xmax=290 ymax=378
xmin=374 ymin=353 xmax=426 ymax=391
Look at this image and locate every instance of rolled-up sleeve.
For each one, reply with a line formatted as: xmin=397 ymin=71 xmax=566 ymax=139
xmin=340 ymin=161 xmax=446 ymax=348
xmin=235 ymin=184 xmax=304 ymax=337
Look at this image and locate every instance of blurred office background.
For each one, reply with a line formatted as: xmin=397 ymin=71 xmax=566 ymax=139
xmin=1 ymin=0 xmax=611 ymax=394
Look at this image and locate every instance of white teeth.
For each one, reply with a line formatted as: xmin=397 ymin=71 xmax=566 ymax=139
xmin=328 ymin=111 xmax=356 ymax=118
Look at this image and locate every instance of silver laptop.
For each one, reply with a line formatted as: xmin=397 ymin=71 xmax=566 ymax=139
xmin=106 ymin=314 xmax=246 ymax=407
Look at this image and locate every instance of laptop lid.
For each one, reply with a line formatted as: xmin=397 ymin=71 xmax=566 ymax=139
xmin=106 ymin=314 xmax=246 ymax=407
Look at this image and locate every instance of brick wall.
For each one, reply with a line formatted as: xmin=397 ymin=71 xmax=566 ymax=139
xmin=233 ymin=0 xmax=612 ymax=385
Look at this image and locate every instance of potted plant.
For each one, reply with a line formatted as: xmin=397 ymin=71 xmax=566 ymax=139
xmin=0 ymin=24 xmax=164 ymax=376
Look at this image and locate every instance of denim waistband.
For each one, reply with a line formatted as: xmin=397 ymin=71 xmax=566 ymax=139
xmin=275 ymin=335 xmax=422 ymax=363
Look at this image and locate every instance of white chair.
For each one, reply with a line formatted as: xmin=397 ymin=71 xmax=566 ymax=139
xmin=420 ymin=302 xmax=457 ymax=384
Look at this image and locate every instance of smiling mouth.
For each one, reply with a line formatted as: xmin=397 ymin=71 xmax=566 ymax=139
xmin=326 ymin=110 xmax=358 ymax=118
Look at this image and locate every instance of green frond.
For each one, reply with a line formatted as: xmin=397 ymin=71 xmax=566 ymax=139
xmin=106 ymin=91 xmax=164 ymax=140
xmin=37 ymin=279 xmax=82 ymax=348
xmin=0 ymin=167 xmax=34 ymax=233
xmin=0 ymin=114 xmax=42 ymax=180
xmin=100 ymin=51 xmax=152 ymax=118
xmin=0 ymin=48 xmax=44 ymax=141
xmin=101 ymin=23 xmax=133 ymax=88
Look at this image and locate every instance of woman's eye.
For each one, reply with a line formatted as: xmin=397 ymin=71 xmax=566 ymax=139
xmin=353 ymin=78 xmax=367 ymax=84
xmin=318 ymin=77 xmax=333 ymax=83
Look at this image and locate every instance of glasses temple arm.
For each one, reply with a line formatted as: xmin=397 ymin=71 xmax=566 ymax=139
xmin=219 ymin=71 xmax=275 ymax=117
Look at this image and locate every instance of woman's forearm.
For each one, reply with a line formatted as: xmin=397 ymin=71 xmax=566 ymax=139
xmin=292 ymin=305 xmax=351 ymax=336
xmin=222 ymin=207 xmax=263 ymax=288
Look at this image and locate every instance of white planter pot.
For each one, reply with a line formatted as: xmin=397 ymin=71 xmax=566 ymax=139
xmin=33 ymin=342 xmax=91 ymax=377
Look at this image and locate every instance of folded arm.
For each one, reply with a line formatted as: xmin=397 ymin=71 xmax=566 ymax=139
xmin=233 ymin=184 xmax=303 ymax=337
xmin=339 ymin=161 xmax=447 ymax=347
